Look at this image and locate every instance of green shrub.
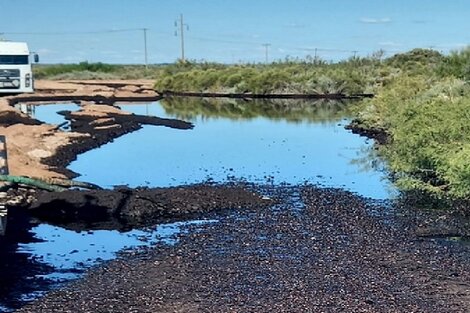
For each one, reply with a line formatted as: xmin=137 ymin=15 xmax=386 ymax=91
xmin=31 ymin=49 xmax=470 ymax=198
xmin=437 ymin=47 xmax=470 ymax=80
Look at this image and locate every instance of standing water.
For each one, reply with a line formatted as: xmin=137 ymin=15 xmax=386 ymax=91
xmin=15 ymin=103 xmax=80 ymax=131
xmin=1 ymin=98 xmax=394 ymax=311
xmin=71 ymin=98 xmax=392 ymax=199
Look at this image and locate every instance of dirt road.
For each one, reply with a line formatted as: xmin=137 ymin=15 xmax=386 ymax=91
xmin=3 ymin=80 xmax=470 ymax=312
xmin=16 ymin=186 xmax=470 ymax=313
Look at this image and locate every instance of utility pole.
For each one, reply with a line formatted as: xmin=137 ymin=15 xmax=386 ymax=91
xmin=314 ymin=48 xmax=318 ymax=64
xmin=143 ymin=28 xmax=148 ymax=69
xmin=352 ymin=50 xmax=358 ymax=59
xmin=175 ymin=14 xmax=189 ymax=62
xmin=262 ymin=43 xmax=271 ymax=64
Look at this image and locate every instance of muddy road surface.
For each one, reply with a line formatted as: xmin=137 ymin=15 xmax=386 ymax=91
xmin=2 ymin=81 xmax=470 ymax=312
xmin=16 ymin=186 xmax=470 ymax=313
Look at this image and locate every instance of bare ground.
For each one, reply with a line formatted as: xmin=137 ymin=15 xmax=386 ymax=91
xmin=0 ymin=80 xmax=184 ymax=184
xmin=16 ymin=186 xmax=470 ymax=313
xmin=3 ymin=81 xmax=470 ymax=313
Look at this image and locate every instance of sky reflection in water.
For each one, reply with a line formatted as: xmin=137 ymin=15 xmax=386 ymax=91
xmin=1 ymin=98 xmax=394 ymax=310
xmin=70 ymin=98 xmax=393 ymax=199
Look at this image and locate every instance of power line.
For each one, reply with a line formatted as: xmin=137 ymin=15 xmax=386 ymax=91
xmin=1 ymin=28 xmax=397 ymax=56
xmin=296 ymin=46 xmax=362 ymax=53
xmin=262 ymin=43 xmax=271 ymax=63
xmin=180 ymin=36 xmax=381 ymax=58
xmin=1 ymin=25 xmax=414 ymax=63
xmin=0 ymin=28 xmax=148 ymax=35
xmin=175 ymin=14 xmax=189 ymax=62
xmin=143 ymin=28 xmax=148 ymax=69
xmin=187 ymin=35 xmax=261 ymax=46
xmin=5 ymin=28 xmax=154 ymax=67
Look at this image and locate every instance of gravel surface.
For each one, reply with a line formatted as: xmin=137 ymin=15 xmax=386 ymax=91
xmin=17 ymin=186 xmax=470 ymax=312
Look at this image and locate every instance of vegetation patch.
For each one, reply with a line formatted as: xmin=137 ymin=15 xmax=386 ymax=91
xmin=152 ymin=58 xmax=386 ymax=95
xmin=33 ymin=62 xmax=164 ymax=80
xmin=34 ymin=48 xmax=470 ymax=198
xmin=354 ymin=49 xmax=470 ymax=198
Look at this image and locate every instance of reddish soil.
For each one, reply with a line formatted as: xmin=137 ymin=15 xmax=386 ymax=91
xmin=0 ymin=80 xmax=188 ymax=182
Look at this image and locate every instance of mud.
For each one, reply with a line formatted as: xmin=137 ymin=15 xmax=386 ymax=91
xmin=1 ymin=182 xmax=271 ymax=311
xmin=0 ymin=207 xmax=55 ymax=311
xmin=0 ymin=80 xmax=191 ymax=180
xmin=346 ymin=118 xmax=389 ymax=145
xmin=24 ymin=183 xmax=271 ymax=231
xmin=16 ymin=186 xmax=470 ymax=313
xmin=0 ymin=110 xmax=42 ymax=127
xmin=9 ymin=94 xmax=163 ymax=106
xmin=3 ymin=80 xmax=470 ymax=312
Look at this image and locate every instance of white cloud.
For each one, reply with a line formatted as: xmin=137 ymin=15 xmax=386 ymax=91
xmin=360 ymin=17 xmax=392 ymax=24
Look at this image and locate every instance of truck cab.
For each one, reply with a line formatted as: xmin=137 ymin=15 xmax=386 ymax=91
xmin=0 ymin=41 xmax=38 ymax=94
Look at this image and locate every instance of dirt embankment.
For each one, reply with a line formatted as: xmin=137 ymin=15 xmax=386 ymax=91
xmin=0 ymin=80 xmax=190 ymax=184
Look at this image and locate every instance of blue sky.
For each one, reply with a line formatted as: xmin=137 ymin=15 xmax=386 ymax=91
xmin=1 ymin=0 xmax=469 ymax=64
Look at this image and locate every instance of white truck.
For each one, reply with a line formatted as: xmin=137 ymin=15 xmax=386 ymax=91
xmin=0 ymin=41 xmax=38 ymax=94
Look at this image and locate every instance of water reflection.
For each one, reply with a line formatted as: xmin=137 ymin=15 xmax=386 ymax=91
xmin=74 ymin=98 xmax=393 ymax=199
xmin=14 ymin=103 xmax=79 ymax=131
xmin=0 ymin=209 xmax=54 ymax=312
xmin=349 ymin=144 xmax=388 ymax=174
xmin=2 ymin=98 xmax=394 ymax=310
xmin=1 ymin=216 xmax=217 ymax=311
xmin=159 ymin=97 xmax=354 ymax=123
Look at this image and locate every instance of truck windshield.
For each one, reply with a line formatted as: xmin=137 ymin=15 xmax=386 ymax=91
xmin=0 ymin=55 xmax=29 ymax=65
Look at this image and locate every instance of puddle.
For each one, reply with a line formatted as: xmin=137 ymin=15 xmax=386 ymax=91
xmin=1 ymin=219 xmax=216 ymax=311
xmin=19 ymin=219 xmax=217 ymax=276
xmin=118 ymin=102 xmax=167 ymax=117
xmin=2 ymin=98 xmax=395 ymax=310
xmin=15 ymin=103 xmax=79 ymax=131
xmin=73 ymin=99 xmax=394 ymax=199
